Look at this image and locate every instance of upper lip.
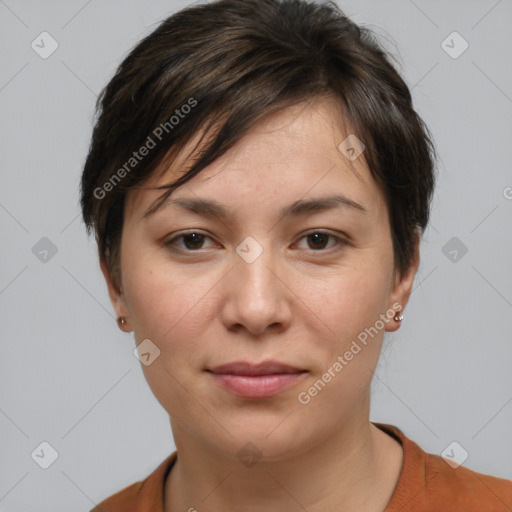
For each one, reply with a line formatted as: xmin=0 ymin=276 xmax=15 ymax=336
xmin=207 ymin=361 xmax=306 ymax=376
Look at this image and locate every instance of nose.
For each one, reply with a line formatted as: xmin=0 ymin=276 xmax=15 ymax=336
xmin=220 ymin=239 xmax=293 ymax=337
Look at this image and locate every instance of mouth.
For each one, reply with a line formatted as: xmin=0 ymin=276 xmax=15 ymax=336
xmin=206 ymin=361 xmax=308 ymax=398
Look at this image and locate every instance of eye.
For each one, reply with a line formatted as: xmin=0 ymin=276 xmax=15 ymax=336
xmin=294 ymin=231 xmax=346 ymax=252
xmin=164 ymin=231 xmax=218 ymax=252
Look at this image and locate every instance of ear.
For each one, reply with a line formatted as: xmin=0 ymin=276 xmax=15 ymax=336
xmin=99 ymin=251 xmax=131 ymax=332
xmin=385 ymin=233 xmax=420 ymax=333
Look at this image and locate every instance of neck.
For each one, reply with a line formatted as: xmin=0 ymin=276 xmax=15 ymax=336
xmin=164 ymin=405 xmax=403 ymax=512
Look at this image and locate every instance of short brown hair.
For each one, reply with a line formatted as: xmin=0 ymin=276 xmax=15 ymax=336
xmin=80 ymin=0 xmax=437 ymax=293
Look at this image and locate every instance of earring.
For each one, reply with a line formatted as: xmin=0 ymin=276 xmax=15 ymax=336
xmin=117 ymin=316 xmax=127 ymax=328
xmin=394 ymin=311 xmax=404 ymax=322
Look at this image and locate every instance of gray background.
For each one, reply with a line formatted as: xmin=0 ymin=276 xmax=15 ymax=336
xmin=1 ymin=0 xmax=511 ymax=510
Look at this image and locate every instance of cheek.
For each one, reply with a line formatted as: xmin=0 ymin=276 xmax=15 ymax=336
xmin=121 ymin=246 xmax=222 ymax=353
xmin=296 ymin=270 xmax=390 ymax=418
xmin=310 ymin=260 xmax=393 ymax=340
xmin=120 ymin=249 xmax=220 ymax=411
xmin=302 ymin=257 xmax=393 ymax=400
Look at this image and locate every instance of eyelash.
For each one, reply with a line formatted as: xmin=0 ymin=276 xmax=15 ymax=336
xmin=163 ymin=230 xmax=347 ymax=255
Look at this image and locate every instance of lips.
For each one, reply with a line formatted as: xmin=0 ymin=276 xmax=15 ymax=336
xmin=206 ymin=361 xmax=307 ymax=398
xmin=208 ymin=360 xmax=305 ymax=376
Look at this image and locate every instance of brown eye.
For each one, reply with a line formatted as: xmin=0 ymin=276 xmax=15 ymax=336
xmin=164 ymin=231 xmax=216 ymax=252
xmin=181 ymin=233 xmax=206 ymax=250
xmin=307 ymin=232 xmax=330 ymax=250
xmin=295 ymin=231 xmax=346 ymax=252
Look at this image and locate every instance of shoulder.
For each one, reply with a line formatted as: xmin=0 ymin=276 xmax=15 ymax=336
xmin=422 ymin=451 xmax=512 ymax=511
xmin=89 ymin=452 xmax=177 ymax=512
xmin=90 ymin=481 xmax=143 ymax=512
xmin=374 ymin=423 xmax=512 ymax=512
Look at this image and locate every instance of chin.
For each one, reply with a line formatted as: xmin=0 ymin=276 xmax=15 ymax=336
xmin=211 ymin=409 xmax=315 ymax=461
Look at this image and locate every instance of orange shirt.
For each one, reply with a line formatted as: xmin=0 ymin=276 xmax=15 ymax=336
xmin=91 ymin=423 xmax=512 ymax=511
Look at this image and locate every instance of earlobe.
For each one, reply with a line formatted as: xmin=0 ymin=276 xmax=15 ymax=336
xmin=385 ymin=236 xmax=420 ymax=332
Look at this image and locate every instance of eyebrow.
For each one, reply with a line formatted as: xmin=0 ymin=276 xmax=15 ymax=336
xmin=141 ymin=193 xmax=367 ymax=222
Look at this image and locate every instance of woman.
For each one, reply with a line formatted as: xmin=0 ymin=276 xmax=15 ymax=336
xmin=81 ymin=0 xmax=512 ymax=510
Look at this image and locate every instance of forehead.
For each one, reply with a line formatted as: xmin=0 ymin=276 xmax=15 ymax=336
xmin=124 ymin=97 xmax=385 ymax=223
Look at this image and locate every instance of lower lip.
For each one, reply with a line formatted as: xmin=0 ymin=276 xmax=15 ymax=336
xmin=209 ymin=372 xmax=306 ymax=398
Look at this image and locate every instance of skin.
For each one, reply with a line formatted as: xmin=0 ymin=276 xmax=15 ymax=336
xmin=100 ymin=96 xmax=419 ymax=511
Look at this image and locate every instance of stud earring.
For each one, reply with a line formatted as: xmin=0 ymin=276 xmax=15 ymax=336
xmin=117 ymin=316 xmax=127 ymax=328
xmin=394 ymin=311 xmax=404 ymax=322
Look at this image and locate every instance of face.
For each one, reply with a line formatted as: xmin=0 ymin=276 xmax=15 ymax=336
xmin=101 ymin=97 xmax=418 ymax=461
